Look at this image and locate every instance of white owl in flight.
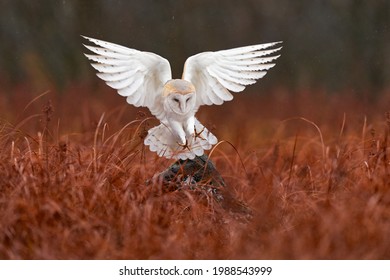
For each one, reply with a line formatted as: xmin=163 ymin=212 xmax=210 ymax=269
xmin=83 ymin=36 xmax=282 ymax=160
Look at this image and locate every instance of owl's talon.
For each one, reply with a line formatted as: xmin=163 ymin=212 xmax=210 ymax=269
xmin=178 ymin=140 xmax=190 ymax=150
xmin=194 ymin=126 xmax=206 ymax=140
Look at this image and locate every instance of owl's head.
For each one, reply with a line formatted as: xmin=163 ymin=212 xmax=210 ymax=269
xmin=163 ymin=79 xmax=196 ymax=115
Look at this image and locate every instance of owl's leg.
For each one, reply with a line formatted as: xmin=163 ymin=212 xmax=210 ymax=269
xmin=189 ymin=117 xmax=205 ymax=140
xmin=184 ymin=116 xmax=195 ymax=139
xmin=168 ymin=120 xmax=188 ymax=148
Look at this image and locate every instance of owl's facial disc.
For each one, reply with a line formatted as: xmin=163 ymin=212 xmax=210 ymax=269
xmin=163 ymin=79 xmax=196 ymax=115
xmin=169 ymin=92 xmax=195 ymax=115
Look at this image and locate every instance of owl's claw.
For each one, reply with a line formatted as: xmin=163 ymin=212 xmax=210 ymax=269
xmin=178 ymin=140 xmax=190 ymax=150
xmin=194 ymin=126 xmax=206 ymax=140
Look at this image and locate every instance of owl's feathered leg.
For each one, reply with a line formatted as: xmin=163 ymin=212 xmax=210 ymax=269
xmin=168 ymin=119 xmax=187 ymax=145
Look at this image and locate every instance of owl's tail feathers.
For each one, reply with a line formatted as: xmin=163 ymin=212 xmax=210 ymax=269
xmin=144 ymin=120 xmax=217 ymax=160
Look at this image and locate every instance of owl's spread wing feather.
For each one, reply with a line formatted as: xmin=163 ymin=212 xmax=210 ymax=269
xmin=182 ymin=41 xmax=282 ymax=109
xmin=82 ymin=36 xmax=172 ymax=120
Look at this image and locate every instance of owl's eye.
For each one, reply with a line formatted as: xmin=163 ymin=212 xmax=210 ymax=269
xmin=186 ymin=97 xmax=191 ymax=103
xmin=173 ymin=98 xmax=179 ymax=103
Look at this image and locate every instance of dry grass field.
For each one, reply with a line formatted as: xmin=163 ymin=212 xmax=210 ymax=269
xmin=0 ymin=85 xmax=390 ymax=259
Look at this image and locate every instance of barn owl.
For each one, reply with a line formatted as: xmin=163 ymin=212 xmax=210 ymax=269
xmin=83 ymin=36 xmax=282 ymax=160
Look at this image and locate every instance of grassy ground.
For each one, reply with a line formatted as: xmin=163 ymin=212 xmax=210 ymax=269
xmin=0 ymin=86 xmax=389 ymax=259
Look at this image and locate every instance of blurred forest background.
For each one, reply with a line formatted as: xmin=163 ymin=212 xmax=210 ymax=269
xmin=0 ymin=0 xmax=389 ymax=97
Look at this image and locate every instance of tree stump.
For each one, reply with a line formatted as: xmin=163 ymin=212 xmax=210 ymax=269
xmin=154 ymin=154 xmax=225 ymax=189
xmin=149 ymin=155 xmax=252 ymax=220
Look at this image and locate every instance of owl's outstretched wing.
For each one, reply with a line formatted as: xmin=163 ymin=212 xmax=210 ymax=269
xmin=82 ymin=36 xmax=171 ymax=120
xmin=182 ymin=41 xmax=282 ymax=109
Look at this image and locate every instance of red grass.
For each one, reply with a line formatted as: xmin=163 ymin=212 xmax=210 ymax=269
xmin=0 ymin=85 xmax=390 ymax=259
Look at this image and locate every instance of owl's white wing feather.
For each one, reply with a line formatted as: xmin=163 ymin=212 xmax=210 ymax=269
xmin=182 ymin=41 xmax=282 ymax=109
xmin=82 ymin=36 xmax=172 ymax=120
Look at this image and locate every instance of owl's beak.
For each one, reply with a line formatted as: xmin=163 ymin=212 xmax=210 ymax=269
xmin=180 ymin=102 xmax=186 ymax=113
